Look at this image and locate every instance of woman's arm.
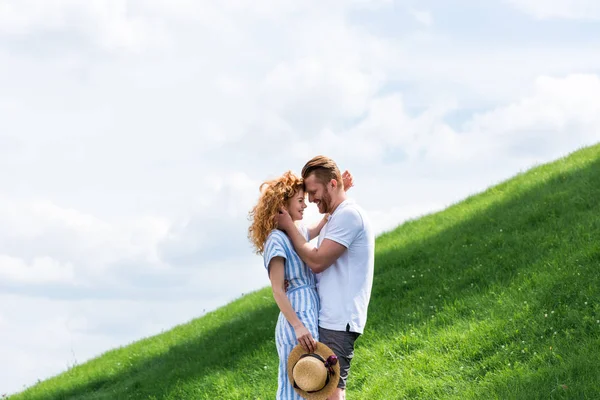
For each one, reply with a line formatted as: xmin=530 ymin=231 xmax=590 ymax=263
xmin=268 ymin=257 xmax=316 ymax=352
xmin=341 ymin=169 xmax=354 ymax=191
xmin=307 ymin=214 xmax=329 ymax=241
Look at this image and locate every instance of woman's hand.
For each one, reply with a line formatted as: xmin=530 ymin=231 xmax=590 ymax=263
xmin=294 ymin=324 xmax=316 ymax=353
xmin=276 ymin=207 xmax=294 ymax=232
xmin=342 ymin=170 xmax=354 ymax=191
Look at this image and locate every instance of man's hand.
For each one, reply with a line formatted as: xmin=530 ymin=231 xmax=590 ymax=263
xmin=342 ymin=170 xmax=354 ymax=191
xmin=276 ymin=208 xmax=294 ymax=232
xmin=294 ymin=324 xmax=316 ymax=353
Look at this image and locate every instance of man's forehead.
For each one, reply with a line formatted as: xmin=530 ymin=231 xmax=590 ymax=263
xmin=304 ymin=175 xmax=325 ymax=192
xmin=304 ymin=175 xmax=321 ymax=188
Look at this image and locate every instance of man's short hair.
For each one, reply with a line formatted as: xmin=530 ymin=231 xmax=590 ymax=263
xmin=301 ymin=155 xmax=342 ymax=186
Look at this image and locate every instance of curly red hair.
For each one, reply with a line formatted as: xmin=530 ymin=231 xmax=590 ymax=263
xmin=248 ymin=171 xmax=304 ymax=254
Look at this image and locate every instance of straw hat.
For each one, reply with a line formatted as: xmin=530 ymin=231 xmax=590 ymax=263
xmin=287 ymin=342 xmax=340 ymax=400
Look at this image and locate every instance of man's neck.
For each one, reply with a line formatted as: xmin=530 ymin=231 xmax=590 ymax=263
xmin=328 ymin=191 xmax=347 ymax=214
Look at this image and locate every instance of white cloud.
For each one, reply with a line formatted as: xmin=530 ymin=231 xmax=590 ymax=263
xmin=0 ymin=196 xmax=172 ymax=294
xmin=410 ymin=9 xmax=434 ymax=27
xmin=0 ymin=0 xmax=168 ymax=51
xmin=157 ymin=172 xmax=261 ymax=266
xmin=461 ymin=74 xmax=600 ymax=160
xmin=506 ymin=0 xmax=600 ymax=19
xmin=0 ymin=255 xmax=75 ymax=284
xmin=286 ymin=93 xmax=459 ymax=165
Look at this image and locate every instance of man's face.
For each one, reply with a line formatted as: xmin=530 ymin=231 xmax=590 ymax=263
xmin=304 ymin=174 xmax=332 ymax=214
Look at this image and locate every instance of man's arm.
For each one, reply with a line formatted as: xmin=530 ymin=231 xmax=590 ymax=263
xmin=280 ymin=211 xmax=346 ymax=273
xmin=307 ymin=214 xmax=329 ymax=241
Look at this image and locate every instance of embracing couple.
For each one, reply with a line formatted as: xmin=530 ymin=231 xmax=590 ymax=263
xmin=248 ymin=156 xmax=375 ymax=400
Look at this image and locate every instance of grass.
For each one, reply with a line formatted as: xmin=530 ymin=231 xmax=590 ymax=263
xmin=8 ymin=144 xmax=600 ymax=399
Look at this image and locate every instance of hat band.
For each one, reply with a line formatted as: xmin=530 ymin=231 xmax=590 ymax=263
xmin=292 ymin=353 xmax=338 ymax=393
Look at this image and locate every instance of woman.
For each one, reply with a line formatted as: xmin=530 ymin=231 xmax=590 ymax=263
xmin=248 ymin=170 xmax=352 ymax=399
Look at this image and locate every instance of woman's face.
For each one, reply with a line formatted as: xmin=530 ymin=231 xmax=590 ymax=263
xmin=286 ymin=189 xmax=307 ymax=221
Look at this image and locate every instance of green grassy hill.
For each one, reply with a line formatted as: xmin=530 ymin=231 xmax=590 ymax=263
xmin=11 ymin=145 xmax=600 ymax=399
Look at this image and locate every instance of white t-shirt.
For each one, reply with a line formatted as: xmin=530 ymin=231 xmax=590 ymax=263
xmin=316 ymin=199 xmax=374 ymax=334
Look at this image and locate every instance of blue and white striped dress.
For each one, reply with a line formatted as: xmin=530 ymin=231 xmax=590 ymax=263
xmin=264 ymin=226 xmax=320 ymax=400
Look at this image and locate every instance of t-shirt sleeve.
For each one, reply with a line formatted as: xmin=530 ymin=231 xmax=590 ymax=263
xmin=324 ymin=207 xmax=363 ymax=248
xmin=263 ymin=233 xmax=287 ymax=273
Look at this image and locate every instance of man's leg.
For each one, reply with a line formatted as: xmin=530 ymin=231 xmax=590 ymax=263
xmin=318 ymin=326 xmax=360 ymax=400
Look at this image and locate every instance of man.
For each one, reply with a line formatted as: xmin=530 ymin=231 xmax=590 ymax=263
xmin=277 ymin=155 xmax=375 ymax=400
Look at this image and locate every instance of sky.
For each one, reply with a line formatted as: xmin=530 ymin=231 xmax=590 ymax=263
xmin=1 ymin=0 xmax=600 ymax=394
